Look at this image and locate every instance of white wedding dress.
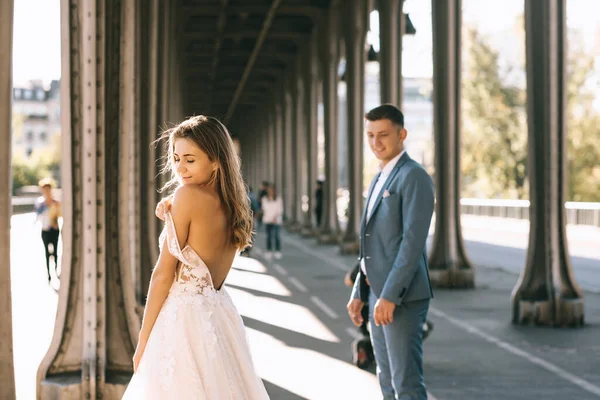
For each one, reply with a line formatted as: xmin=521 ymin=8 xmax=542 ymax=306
xmin=123 ymin=212 xmax=269 ymax=399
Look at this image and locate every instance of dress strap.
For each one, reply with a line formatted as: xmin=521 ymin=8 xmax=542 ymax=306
xmin=162 ymin=211 xmax=188 ymax=265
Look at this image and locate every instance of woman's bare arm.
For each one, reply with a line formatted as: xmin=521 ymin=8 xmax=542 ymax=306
xmin=138 ymin=187 xmax=193 ymax=345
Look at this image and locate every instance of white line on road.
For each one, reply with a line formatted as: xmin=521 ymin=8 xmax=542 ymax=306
xmin=276 ymin=235 xmax=442 ymax=400
xmin=272 ymin=263 xmax=288 ymax=276
xmin=429 ymin=307 xmax=600 ymax=397
xmin=282 ymin=235 xmax=348 ymax=271
xmin=345 ymin=327 xmax=360 ymax=340
xmin=288 ymin=276 xmax=308 ymax=293
xmin=428 ymin=391 xmax=439 ymax=400
xmin=310 ymin=296 xmax=339 ymax=319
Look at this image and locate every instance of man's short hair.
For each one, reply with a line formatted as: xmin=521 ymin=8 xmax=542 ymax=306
xmin=364 ymin=104 xmax=404 ymax=127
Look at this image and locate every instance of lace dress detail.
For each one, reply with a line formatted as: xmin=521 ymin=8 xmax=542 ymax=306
xmin=123 ymin=212 xmax=269 ymax=400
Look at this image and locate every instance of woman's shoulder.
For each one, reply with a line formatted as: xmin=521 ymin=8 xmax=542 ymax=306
xmin=172 ymin=185 xmax=217 ymax=213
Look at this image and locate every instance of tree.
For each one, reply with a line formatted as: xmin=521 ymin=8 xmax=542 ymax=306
xmin=461 ymin=27 xmax=528 ymax=199
xmin=565 ymin=41 xmax=600 ymax=202
xmin=461 ymin=25 xmax=600 ymax=202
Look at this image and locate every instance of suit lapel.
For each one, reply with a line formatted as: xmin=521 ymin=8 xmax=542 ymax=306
xmin=366 ymin=152 xmax=410 ymax=226
xmin=361 ymin=171 xmax=380 ymax=231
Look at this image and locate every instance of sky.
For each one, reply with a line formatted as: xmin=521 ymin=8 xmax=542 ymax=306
xmin=11 ymin=0 xmax=600 ymax=85
xmin=12 ymin=0 xmax=61 ymax=86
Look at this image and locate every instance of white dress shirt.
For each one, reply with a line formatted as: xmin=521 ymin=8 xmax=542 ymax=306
xmin=361 ymin=150 xmax=405 ymax=275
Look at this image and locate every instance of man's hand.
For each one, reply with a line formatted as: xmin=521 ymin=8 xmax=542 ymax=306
xmin=347 ymin=298 xmax=365 ymax=327
xmin=373 ymin=298 xmax=396 ymax=326
xmin=155 ymin=195 xmax=173 ymax=221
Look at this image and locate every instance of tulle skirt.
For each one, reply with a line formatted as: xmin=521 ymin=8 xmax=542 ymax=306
xmin=122 ymin=288 xmax=269 ymax=399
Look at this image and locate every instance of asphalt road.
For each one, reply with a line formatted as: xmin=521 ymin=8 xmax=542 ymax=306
xmin=10 ymin=213 xmax=600 ymax=399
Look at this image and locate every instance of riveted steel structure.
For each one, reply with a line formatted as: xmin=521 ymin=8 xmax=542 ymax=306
xmin=511 ymin=0 xmax=584 ymax=327
xmin=428 ymin=0 xmax=475 ymax=288
xmin=0 ymin=1 xmax=16 ymax=397
xmin=0 ymin=0 xmax=587 ymax=397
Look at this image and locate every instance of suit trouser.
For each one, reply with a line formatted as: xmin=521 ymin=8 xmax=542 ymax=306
xmin=369 ymin=292 xmax=429 ymax=400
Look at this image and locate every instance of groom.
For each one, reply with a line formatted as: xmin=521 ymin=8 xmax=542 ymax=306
xmin=347 ymin=104 xmax=434 ymax=400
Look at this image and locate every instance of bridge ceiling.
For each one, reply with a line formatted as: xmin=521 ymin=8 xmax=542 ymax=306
xmin=176 ymin=0 xmax=330 ymax=124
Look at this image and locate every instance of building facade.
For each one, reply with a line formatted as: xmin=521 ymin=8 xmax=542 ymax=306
xmin=12 ymin=80 xmax=60 ymax=158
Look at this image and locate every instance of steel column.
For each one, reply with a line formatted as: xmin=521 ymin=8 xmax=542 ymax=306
xmin=341 ymin=0 xmax=369 ymax=253
xmin=283 ymin=77 xmax=294 ymax=224
xmin=428 ymin=0 xmax=475 ymax=288
xmin=0 ymin=0 xmax=16 ymax=395
xmin=303 ymin=30 xmax=320 ymax=235
xmin=378 ymin=0 xmax=404 ymax=107
xmin=512 ymin=0 xmax=584 ymax=327
xmin=317 ymin=3 xmax=341 ymax=243
xmin=37 ymin=1 xmax=146 ymax=397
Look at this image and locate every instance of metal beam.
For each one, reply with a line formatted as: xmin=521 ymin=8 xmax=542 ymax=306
xmin=206 ymin=0 xmax=230 ymax=113
xmin=225 ymin=0 xmax=282 ymax=122
xmin=188 ymin=66 xmax=281 ymax=77
xmin=184 ymin=30 xmax=307 ymax=42
xmin=185 ymin=50 xmax=295 ymax=63
xmin=191 ymin=93 xmax=269 ymax=101
xmin=184 ymin=59 xmax=287 ymax=71
xmin=182 ymin=5 xmax=321 ymax=21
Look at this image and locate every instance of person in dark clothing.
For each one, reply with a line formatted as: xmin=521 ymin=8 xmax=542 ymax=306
xmin=345 ymin=261 xmax=375 ymax=369
xmin=315 ymin=180 xmax=324 ymax=228
xmin=256 ymin=181 xmax=269 ymax=230
xmin=241 ymin=186 xmax=260 ymax=257
xmin=35 ymin=178 xmax=62 ymax=283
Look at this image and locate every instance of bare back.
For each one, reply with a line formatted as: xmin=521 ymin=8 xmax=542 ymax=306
xmin=177 ymin=186 xmax=237 ymax=290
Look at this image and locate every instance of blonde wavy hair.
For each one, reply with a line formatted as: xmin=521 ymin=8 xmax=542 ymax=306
xmin=158 ymin=115 xmax=253 ymax=250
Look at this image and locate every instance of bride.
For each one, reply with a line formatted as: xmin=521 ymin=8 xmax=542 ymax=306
xmin=123 ymin=115 xmax=269 ymax=399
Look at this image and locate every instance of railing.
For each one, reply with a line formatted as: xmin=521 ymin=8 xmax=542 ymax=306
xmin=12 ymin=196 xmax=600 ymax=227
xmin=460 ymin=198 xmax=600 ymax=227
xmin=11 ymin=197 xmax=38 ymax=214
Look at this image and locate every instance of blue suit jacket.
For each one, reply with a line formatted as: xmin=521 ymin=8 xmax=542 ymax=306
xmin=350 ymin=152 xmax=434 ymax=305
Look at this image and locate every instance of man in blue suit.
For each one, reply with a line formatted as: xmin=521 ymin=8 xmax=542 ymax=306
xmin=348 ymin=104 xmax=435 ymax=400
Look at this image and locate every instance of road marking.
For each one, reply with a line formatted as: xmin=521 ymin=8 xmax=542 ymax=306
xmin=288 ymin=276 xmax=308 ymax=293
xmin=345 ymin=327 xmax=360 ymax=340
xmin=282 ymin=235 xmax=348 ymax=271
xmin=261 ymin=234 xmax=443 ymax=400
xmin=272 ymin=263 xmax=288 ymax=276
xmin=310 ymin=296 xmax=339 ymax=319
xmin=429 ymin=307 xmax=600 ymax=397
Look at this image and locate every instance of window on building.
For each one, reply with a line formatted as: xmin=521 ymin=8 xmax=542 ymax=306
xmin=14 ymin=89 xmax=21 ymax=99
xmin=24 ymin=90 xmax=32 ymax=100
xmin=36 ymin=90 xmax=45 ymax=100
xmin=26 ymin=131 xmax=34 ymax=142
xmin=39 ymin=132 xmax=47 ymax=142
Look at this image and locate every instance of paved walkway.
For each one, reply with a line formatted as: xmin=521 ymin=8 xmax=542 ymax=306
xmin=10 ymin=213 xmax=600 ymax=399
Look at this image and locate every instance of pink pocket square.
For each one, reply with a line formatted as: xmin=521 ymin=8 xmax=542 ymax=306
xmin=382 ymin=189 xmax=390 ymax=198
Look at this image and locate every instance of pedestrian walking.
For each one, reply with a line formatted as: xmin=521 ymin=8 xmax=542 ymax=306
xmin=35 ymin=177 xmax=61 ymax=283
xmin=261 ymin=185 xmax=283 ymax=260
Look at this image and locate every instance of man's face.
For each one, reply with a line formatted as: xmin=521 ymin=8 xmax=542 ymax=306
xmin=41 ymin=185 xmax=52 ymax=197
xmin=365 ymin=118 xmax=407 ymax=164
